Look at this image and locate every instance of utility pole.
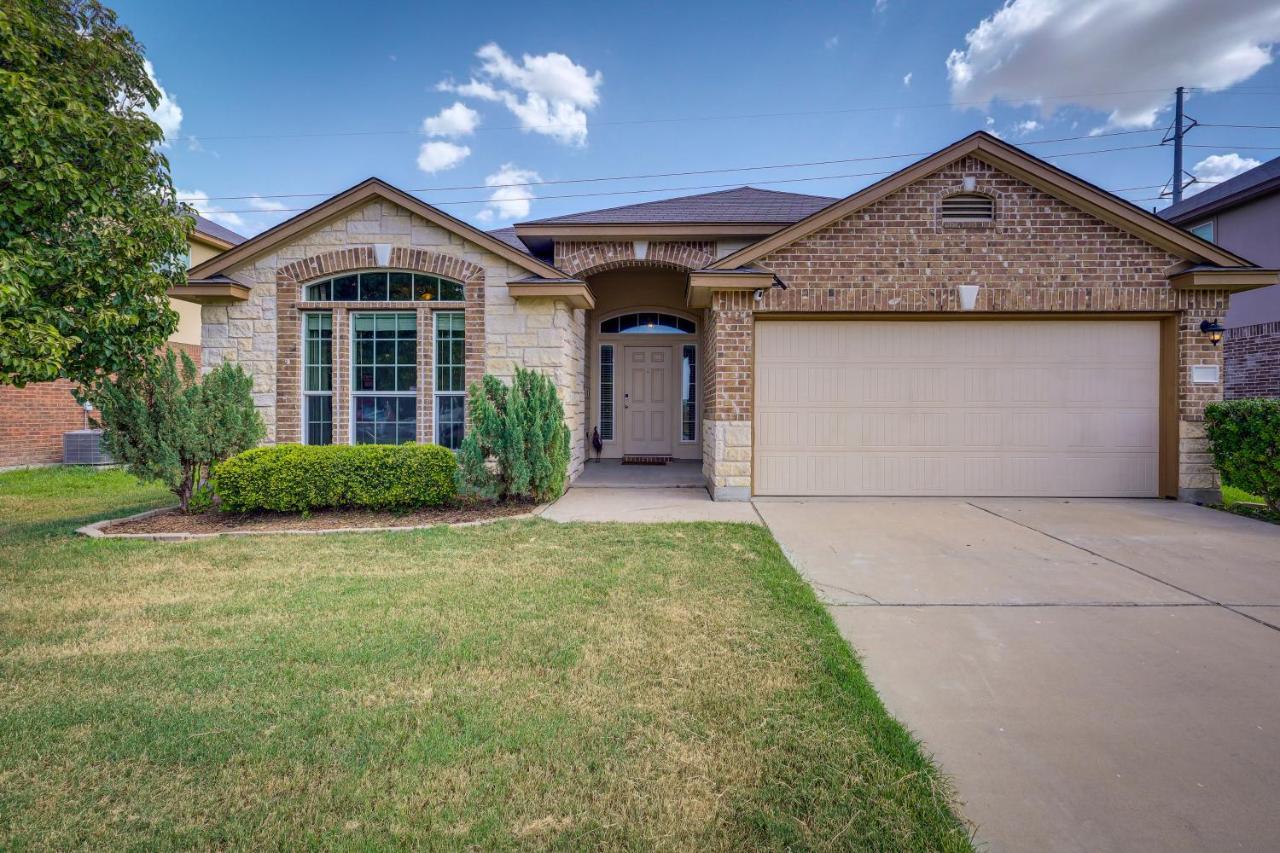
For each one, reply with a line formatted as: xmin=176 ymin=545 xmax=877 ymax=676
xmin=1172 ymin=86 xmax=1186 ymax=204
xmin=1163 ymin=86 xmax=1197 ymax=204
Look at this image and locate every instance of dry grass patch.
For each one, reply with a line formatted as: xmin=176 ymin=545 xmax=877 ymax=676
xmin=0 ymin=467 xmax=971 ymax=850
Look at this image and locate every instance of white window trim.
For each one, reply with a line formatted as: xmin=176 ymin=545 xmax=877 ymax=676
xmin=301 ymin=312 xmax=333 ymax=445
xmin=433 ymin=310 xmax=466 ymax=449
xmin=349 ymin=311 xmax=418 ymax=446
xmin=1189 ymin=219 xmax=1215 ymax=243
xmin=301 ymin=268 xmax=467 ymax=305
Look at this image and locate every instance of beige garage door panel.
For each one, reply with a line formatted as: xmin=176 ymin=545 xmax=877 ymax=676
xmin=755 ymin=320 xmax=1160 ymax=497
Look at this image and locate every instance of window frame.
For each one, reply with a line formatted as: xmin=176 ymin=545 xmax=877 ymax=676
xmin=598 ymin=312 xmax=696 ymax=335
xmin=349 ymin=311 xmax=418 ymax=446
xmin=1189 ymin=219 xmax=1215 ymax=243
xmin=680 ymin=343 xmax=697 ymax=444
xmin=433 ymin=310 xmax=466 ymax=450
xmin=301 ymin=312 xmax=333 ymax=446
xmin=302 ymin=269 xmax=465 ymax=304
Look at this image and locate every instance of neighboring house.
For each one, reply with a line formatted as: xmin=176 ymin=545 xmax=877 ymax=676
xmin=1160 ymin=156 xmax=1280 ymax=398
xmin=173 ymin=132 xmax=1276 ymax=502
xmin=0 ymin=216 xmax=242 ymax=468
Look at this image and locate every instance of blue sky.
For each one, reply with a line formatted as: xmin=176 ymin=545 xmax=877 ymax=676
xmin=114 ymin=0 xmax=1280 ymax=236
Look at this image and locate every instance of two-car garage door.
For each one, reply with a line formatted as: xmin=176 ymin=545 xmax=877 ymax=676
xmin=754 ymin=320 xmax=1160 ymax=497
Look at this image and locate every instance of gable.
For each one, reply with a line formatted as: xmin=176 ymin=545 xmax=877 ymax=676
xmin=756 ymin=155 xmax=1181 ymax=291
xmin=188 ymin=179 xmax=561 ymax=282
xmin=714 ymin=132 xmax=1250 ymax=271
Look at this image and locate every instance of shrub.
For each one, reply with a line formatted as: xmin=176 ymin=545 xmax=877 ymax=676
xmin=214 ymin=443 xmax=457 ymax=513
xmin=459 ymin=368 xmax=570 ymax=502
xmin=1204 ymin=398 xmax=1280 ymax=514
xmin=95 ymin=350 xmax=264 ymax=512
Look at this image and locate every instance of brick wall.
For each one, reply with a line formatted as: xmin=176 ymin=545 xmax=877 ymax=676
xmin=1224 ymin=320 xmax=1280 ymax=399
xmin=555 ymin=240 xmax=715 ymax=277
xmin=0 ymin=342 xmax=200 ymax=468
xmin=700 ymin=155 xmax=1231 ymax=500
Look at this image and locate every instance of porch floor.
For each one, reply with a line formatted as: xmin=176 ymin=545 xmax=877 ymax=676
xmin=573 ymin=459 xmax=705 ymax=489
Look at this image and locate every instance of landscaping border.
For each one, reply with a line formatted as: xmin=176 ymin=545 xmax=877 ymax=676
xmin=77 ymin=503 xmax=550 ymax=542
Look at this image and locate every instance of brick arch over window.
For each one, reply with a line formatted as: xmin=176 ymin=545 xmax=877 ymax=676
xmin=278 ymin=246 xmax=486 ymax=289
xmin=276 ymin=246 xmax=486 ymax=445
xmin=556 ymin=240 xmax=716 ymax=278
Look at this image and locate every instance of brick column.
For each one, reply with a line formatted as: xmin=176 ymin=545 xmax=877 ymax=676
xmin=1177 ymin=301 xmax=1228 ymax=503
xmin=702 ymin=292 xmax=754 ymax=501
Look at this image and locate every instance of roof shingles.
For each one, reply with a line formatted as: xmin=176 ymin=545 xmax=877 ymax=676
xmin=520 ymin=186 xmax=837 ymax=226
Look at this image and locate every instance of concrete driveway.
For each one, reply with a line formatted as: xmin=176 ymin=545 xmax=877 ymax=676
xmin=755 ymin=498 xmax=1280 ymax=852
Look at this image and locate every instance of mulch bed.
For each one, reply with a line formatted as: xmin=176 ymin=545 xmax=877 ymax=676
xmin=104 ymin=499 xmax=538 ymax=535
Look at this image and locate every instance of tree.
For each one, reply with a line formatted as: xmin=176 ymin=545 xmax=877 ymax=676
xmin=0 ymin=0 xmax=192 ymax=388
xmin=458 ymin=368 xmax=570 ymax=502
xmin=94 ymin=350 xmax=264 ymax=512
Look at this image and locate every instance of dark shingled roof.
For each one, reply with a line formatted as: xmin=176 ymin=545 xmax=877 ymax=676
xmin=486 ymin=226 xmax=529 ymax=253
xmin=521 ymin=186 xmax=838 ymax=226
xmin=193 ymin=215 xmax=246 ymax=246
xmin=1160 ymin=154 xmax=1280 ymax=223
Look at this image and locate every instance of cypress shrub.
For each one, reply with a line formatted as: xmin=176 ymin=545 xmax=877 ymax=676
xmin=458 ymin=368 xmax=570 ymax=502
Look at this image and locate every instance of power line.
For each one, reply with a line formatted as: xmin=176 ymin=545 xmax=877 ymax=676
xmin=180 ymin=129 xmax=1166 ymax=203
xmin=171 ymin=87 xmax=1188 ymax=143
xmin=203 ymin=142 xmax=1170 ymax=215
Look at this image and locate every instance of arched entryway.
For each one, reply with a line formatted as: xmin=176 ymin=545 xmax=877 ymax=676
xmin=586 ymin=267 xmax=702 ymax=461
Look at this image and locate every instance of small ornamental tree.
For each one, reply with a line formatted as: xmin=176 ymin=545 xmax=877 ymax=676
xmin=1204 ymin=398 xmax=1280 ymax=514
xmin=1 ymin=0 xmax=193 ymax=388
xmin=95 ymin=350 xmax=264 ymax=512
xmin=458 ymin=368 xmax=570 ymax=502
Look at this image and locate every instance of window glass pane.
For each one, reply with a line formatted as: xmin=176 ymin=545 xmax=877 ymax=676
xmin=332 ymin=274 xmax=358 ymax=300
xmin=305 ymin=395 xmax=332 ymax=445
xmin=436 ymin=394 xmax=465 ymax=450
xmin=1190 ymin=220 xmax=1214 ymax=242
xmin=359 ymin=272 xmax=388 ymax=301
xmin=600 ymin=313 xmax=695 ymax=335
xmin=599 ymin=345 xmax=614 ymax=441
xmin=389 ymin=272 xmax=414 ymax=300
xmin=352 ymin=313 xmax=416 ymax=392
xmin=414 ymin=274 xmax=437 ymax=302
xmin=439 ymin=279 xmax=465 ymax=301
xmin=305 ymin=281 xmax=330 ymax=300
xmin=353 ymin=395 xmax=416 ymax=445
xmin=682 ymin=345 xmax=696 ymax=442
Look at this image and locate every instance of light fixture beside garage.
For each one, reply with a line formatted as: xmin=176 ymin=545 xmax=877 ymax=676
xmin=1199 ymin=319 xmax=1225 ymax=346
xmin=956 ymin=283 xmax=980 ymax=311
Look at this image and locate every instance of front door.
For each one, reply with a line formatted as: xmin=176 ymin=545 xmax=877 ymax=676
xmin=623 ymin=346 xmax=672 ymax=456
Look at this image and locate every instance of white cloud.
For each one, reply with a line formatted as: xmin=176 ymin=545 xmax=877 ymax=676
xmin=438 ymin=43 xmax=602 ymax=146
xmin=246 ymin=195 xmax=288 ymax=213
xmin=474 ymin=163 xmax=540 ymax=223
xmin=946 ymin=0 xmax=1280 ymax=129
xmin=416 ymin=141 xmax=471 ymax=174
xmin=142 ymin=60 xmax=183 ymax=145
xmin=902 ymin=71 xmax=913 ymax=87
xmin=422 ymin=102 xmax=480 ymax=138
xmin=874 ymin=0 xmax=890 ymax=12
xmin=179 ymin=189 xmax=245 ymax=232
xmin=1187 ymin=152 xmax=1262 ymax=195
xmin=1015 ymin=119 xmax=1041 ymax=134
xmin=825 ymin=36 xmax=840 ymax=50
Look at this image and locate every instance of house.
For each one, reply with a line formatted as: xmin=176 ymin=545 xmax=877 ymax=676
xmin=173 ymin=132 xmax=1277 ymax=502
xmin=0 ymin=216 xmax=242 ymax=468
xmin=1160 ymin=155 xmax=1280 ymax=399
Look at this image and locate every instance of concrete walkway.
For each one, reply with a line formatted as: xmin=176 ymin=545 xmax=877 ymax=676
xmin=573 ymin=459 xmax=705 ymax=488
xmin=756 ymin=498 xmax=1280 ymax=853
xmin=543 ymin=486 xmax=760 ymax=524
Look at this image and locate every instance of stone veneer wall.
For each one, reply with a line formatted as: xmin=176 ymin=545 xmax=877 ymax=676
xmin=200 ymin=200 xmax=586 ymax=478
xmin=701 ymin=156 xmax=1230 ymax=502
xmin=1224 ymin=321 xmax=1280 ymax=399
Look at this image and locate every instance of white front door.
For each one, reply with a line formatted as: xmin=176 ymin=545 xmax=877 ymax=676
xmin=623 ymin=346 xmax=672 ymax=456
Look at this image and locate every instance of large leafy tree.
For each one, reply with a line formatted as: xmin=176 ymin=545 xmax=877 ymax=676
xmin=0 ymin=0 xmax=191 ymax=388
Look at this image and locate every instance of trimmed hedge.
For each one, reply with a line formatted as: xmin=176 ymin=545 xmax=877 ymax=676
xmin=213 ymin=444 xmax=457 ymax=512
xmin=1204 ymin=398 xmax=1280 ymax=514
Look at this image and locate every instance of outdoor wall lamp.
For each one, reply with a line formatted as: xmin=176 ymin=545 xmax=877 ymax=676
xmin=1200 ymin=319 xmax=1224 ymax=346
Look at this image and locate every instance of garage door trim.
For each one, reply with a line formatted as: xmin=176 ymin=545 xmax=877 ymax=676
xmin=751 ymin=314 xmax=1178 ymax=498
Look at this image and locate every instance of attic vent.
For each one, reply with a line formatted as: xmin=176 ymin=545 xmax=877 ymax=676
xmin=941 ymin=193 xmax=995 ymax=223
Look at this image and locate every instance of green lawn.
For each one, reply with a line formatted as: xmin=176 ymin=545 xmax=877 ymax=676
xmin=0 ymin=467 xmax=970 ymax=850
xmin=1221 ymin=484 xmax=1264 ymax=508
